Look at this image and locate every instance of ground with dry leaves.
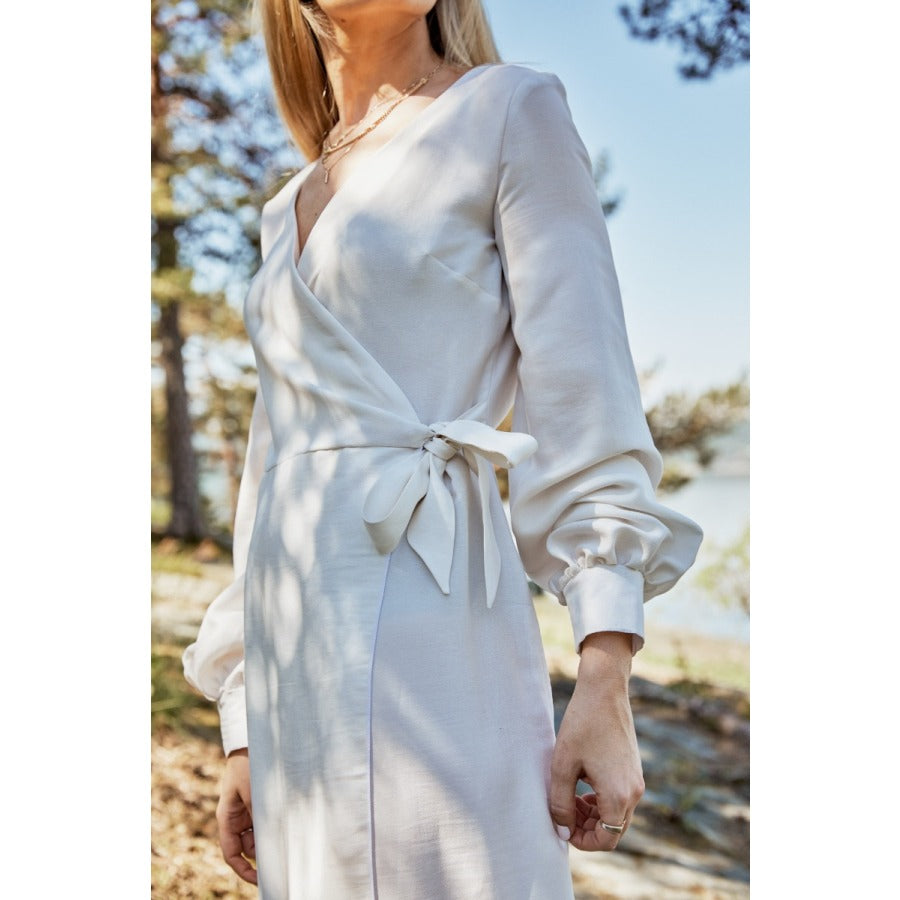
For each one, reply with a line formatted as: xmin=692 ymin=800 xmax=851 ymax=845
xmin=151 ymin=542 xmax=748 ymax=899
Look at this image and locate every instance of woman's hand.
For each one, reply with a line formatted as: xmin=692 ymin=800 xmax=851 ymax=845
xmin=549 ymin=631 xmax=645 ymax=852
xmin=217 ymin=748 xmax=257 ymax=884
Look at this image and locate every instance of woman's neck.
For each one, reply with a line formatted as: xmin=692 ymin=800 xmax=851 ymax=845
xmin=319 ymin=14 xmax=443 ymax=126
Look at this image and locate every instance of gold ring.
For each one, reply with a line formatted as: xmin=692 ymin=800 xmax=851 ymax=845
xmin=600 ymin=818 xmax=626 ymax=835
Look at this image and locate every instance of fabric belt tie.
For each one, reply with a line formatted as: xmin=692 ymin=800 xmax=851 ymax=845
xmin=362 ymin=418 xmax=538 ymax=608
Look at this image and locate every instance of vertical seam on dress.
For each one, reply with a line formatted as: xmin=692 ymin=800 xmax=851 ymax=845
xmin=368 ymin=551 xmax=392 ymax=900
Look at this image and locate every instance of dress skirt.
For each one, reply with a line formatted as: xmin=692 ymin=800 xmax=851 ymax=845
xmin=244 ymin=445 xmax=575 ymax=899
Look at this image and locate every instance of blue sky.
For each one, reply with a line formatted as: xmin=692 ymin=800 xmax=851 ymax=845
xmin=483 ymin=0 xmax=749 ymax=399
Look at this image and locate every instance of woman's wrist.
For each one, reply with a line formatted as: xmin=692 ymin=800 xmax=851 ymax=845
xmin=577 ymin=632 xmax=633 ymax=688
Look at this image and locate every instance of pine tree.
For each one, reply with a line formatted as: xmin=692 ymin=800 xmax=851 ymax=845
xmin=151 ymin=0 xmax=297 ymax=540
xmin=618 ymin=0 xmax=750 ymax=80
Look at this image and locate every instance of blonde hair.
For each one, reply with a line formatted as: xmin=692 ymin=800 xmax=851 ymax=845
xmin=253 ymin=1 xmax=503 ymax=163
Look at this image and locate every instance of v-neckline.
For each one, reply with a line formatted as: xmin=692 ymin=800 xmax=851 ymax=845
xmin=288 ymin=62 xmax=494 ymax=272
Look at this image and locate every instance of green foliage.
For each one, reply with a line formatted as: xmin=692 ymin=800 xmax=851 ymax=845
xmin=696 ymin=524 xmax=750 ymax=615
xmin=646 ymin=375 xmax=749 ymax=472
xmin=151 ymin=1 xmax=299 ymax=536
xmin=151 ymin=550 xmax=205 ymax=578
xmin=618 ymin=0 xmax=750 ymax=80
xmin=151 ymin=497 xmax=173 ymax=530
xmin=151 ymin=640 xmax=220 ymax=741
xmin=151 ymin=0 xmax=296 ymax=311
xmin=592 ymin=150 xmax=624 ymax=218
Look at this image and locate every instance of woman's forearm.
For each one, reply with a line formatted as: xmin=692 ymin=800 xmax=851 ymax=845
xmin=578 ymin=631 xmax=633 ymax=687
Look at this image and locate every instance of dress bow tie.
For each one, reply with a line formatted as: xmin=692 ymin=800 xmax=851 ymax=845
xmin=361 ymin=418 xmax=538 ymax=608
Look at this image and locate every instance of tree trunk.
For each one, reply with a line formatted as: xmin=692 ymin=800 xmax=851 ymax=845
xmin=159 ymin=300 xmax=207 ymax=539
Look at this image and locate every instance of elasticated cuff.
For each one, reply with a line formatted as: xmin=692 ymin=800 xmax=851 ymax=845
xmin=561 ymin=563 xmax=645 ymax=656
xmin=218 ymin=684 xmax=249 ymax=757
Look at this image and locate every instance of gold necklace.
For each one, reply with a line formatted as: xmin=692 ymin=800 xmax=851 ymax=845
xmin=320 ymin=86 xmax=401 ymax=154
xmin=319 ymin=59 xmax=445 ymax=183
xmin=321 ymin=59 xmax=445 ymax=155
xmin=320 ymin=92 xmax=391 ymax=155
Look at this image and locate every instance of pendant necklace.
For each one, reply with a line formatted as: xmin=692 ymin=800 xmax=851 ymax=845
xmin=319 ymin=59 xmax=445 ymax=184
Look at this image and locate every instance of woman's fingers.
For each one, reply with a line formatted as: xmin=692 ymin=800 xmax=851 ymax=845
xmin=548 ymin=740 xmax=581 ymax=840
xmin=240 ymin=826 xmax=256 ymax=861
xmin=217 ymin=799 xmax=257 ymax=884
xmin=571 ymin=791 xmax=632 ymax=852
xmin=220 ymin=821 xmax=258 ymax=885
xmin=573 ymin=792 xmax=620 ymax=852
xmin=218 ymin=752 xmax=257 ymax=884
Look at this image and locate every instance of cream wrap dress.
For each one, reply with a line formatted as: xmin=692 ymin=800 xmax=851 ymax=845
xmin=183 ymin=62 xmax=703 ymax=899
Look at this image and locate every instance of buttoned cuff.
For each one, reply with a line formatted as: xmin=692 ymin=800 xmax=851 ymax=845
xmin=562 ymin=563 xmax=645 ymax=656
xmin=218 ymin=684 xmax=249 ymax=757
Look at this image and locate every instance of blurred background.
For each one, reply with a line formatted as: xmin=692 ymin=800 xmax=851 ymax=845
xmin=151 ymin=1 xmax=749 ymax=897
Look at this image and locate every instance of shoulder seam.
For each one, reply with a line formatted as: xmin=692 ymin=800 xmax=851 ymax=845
xmin=495 ymin=72 xmax=534 ymax=193
xmin=494 ymin=66 xmax=563 ymax=187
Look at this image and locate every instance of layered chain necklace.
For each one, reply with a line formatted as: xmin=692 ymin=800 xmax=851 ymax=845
xmin=318 ymin=58 xmax=446 ymax=183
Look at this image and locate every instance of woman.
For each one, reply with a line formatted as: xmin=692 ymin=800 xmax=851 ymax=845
xmin=183 ymin=1 xmax=704 ymax=897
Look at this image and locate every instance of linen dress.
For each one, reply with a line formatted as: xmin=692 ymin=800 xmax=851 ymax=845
xmin=183 ymin=61 xmax=703 ymax=899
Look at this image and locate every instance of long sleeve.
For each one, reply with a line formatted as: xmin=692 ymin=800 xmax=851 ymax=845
xmin=495 ymin=69 xmax=704 ymax=655
xmin=182 ymin=388 xmax=272 ymax=755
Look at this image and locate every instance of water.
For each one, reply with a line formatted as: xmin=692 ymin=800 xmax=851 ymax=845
xmin=645 ymin=473 xmax=750 ymax=643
